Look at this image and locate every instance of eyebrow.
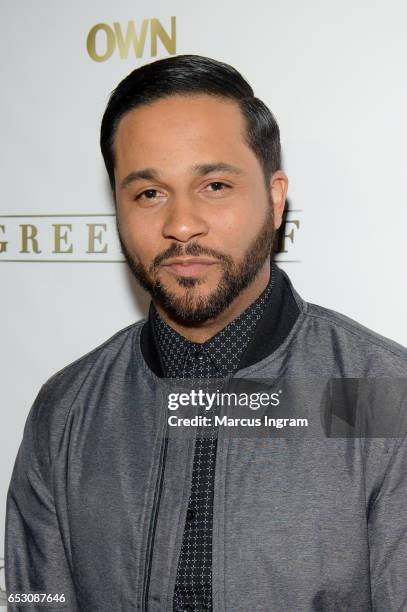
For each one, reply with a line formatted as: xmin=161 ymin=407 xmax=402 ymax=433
xmin=191 ymin=162 xmax=244 ymax=177
xmin=120 ymin=168 xmax=160 ymax=189
xmin=119 ymin=162 xmax=244 ymax=189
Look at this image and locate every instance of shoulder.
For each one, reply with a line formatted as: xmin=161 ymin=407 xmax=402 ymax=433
xmin=44 ymin=319 xmax=146 ymax=389
xmin=15 ymin=319 xmax=147 ymax=479
xmin=28 ymin=320 xmax=146 ymax=442
xmin=302 ymin=301 xmax=407 ymax=374
xmin=279 ymin=266 xmax=407 ymax=375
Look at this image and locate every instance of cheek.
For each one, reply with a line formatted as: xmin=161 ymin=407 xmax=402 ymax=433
xmin=128 ymin=233 xmax=157 ymax=265
xmin=210 ymin=203 xmax=264 ymax=251
xmin=118 ymin=212 xmax=160 ymax=260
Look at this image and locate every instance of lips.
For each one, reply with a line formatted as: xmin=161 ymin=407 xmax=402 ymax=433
xmin=161 ymin=258 xmax=219 ymax=277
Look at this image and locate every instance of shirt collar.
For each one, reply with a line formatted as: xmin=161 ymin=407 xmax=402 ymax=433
xmin=151 ymin=268 xmax=274 ymax=378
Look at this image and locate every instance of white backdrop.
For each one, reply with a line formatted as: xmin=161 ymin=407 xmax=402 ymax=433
xmin=1 ymin=0 xmax=407 ymax=599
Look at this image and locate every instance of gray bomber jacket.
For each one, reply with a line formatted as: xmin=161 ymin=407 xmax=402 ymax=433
xmin=5 ymin=269 xmax=407 ymax=611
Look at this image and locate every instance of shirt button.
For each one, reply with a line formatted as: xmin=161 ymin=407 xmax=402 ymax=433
xmin=186 ymin=508 xmax=195 ymax=520
xmin=193 ymin=348 xmax=204 ymax=359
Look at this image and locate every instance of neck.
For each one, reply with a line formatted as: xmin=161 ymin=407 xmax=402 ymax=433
xmin=154 ymin=260 xmax=271 ymax=343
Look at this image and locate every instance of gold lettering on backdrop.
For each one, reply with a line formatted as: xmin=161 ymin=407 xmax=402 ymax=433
xmin=87 ymin=224 xmax=108 ymax=254
xmin=0 ymin=211 xmax=300 ymax=262
xmin=86 ymin=23 xmax=116 ymax=62
xmin=0 ymin=225 xmax=7 ymax=253
xmin=113 ymin=20 xmax=149 ymax=59
xmin=279 ymin=220 xmax=300 ymax=253
xmin=19 ymin=224 xmax=41 ymax=254
xmin=86 ymin=18 xmax=176 ymax=62
xmin=52 ymin=224 xmax=73 ymax=254
xmin=150 ymin=17 xmax=176 ymax=56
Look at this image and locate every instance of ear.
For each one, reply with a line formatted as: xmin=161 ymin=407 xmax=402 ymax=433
xmin=269 ymin=170 xmax=288 ymax=230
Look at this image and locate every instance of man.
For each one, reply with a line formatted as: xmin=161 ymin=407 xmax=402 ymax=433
xmin=5 ymin=55 xmax=407 ymax=611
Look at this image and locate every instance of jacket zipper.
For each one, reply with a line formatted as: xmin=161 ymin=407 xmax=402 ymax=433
xmin=142 ymin=431 xmax=169 ymax=611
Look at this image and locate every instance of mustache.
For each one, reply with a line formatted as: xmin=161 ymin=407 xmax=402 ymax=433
xmin=151 ymin=242 xmax=232 ymax=270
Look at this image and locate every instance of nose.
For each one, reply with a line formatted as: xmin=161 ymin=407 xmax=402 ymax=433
xmin=162 ymin=195 xmax=209 ymax=243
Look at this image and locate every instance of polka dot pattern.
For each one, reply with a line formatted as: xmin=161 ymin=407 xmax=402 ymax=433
xmin=152 ymin=272 xmax=274 ymax=612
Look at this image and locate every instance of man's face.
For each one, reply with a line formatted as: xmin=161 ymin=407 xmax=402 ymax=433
xmin=114 ymin=94 xmax=286 ymax=323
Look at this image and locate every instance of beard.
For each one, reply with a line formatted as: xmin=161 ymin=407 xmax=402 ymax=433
xmin=118 ymin=203 xmax=275 ymax=325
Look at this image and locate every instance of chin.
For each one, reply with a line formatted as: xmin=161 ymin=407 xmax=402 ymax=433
xmin=161 ymin=272 xmax=213 ymax=291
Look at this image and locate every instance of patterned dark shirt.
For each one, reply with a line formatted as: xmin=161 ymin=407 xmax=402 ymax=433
xmin=152 ymin=271 xmax=274 ymax=612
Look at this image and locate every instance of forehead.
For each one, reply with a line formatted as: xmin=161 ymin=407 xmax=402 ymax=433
xmin=113 ymin=94 xmax=250 ymax=163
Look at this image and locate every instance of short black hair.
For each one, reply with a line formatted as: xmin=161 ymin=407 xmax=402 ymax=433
xmin=100 ymin=54 xmax=281 ymax=192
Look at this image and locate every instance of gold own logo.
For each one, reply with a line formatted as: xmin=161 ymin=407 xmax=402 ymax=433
xmin=87 ymin=16 xmax=176 ymax=62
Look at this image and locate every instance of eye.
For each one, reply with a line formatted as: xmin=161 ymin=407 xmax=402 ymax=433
xmin=134 ymin=188 xmax=164 ymax=202
xmin=208 ymin=182 xmax=227 ymax=191
xmin=204 ymin=181 xmax=231 ymax=195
